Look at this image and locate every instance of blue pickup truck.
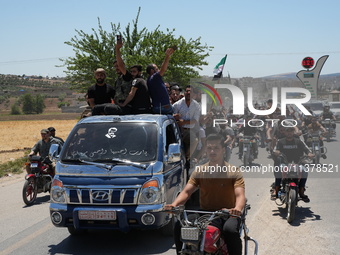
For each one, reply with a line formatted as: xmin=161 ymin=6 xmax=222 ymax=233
xmin=49 ymin=114 xmax=186 ymax=235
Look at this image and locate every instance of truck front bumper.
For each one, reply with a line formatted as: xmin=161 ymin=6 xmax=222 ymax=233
xmin=50 ymin=203 xmax=170 ymax=232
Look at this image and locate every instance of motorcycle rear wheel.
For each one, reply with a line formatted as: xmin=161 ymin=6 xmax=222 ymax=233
xmin=22 ymin=177 xmax=37 ymax=206
xmin=287 ymin=188 xmax=296 ymax=223
xmin=243 ymin=151 xmax=249 ymax=167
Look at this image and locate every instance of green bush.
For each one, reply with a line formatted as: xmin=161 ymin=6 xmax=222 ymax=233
xmin=11 ymin=104 xmax=21 ymax=115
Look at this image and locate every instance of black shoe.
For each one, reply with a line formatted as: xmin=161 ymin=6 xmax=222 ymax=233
xmin=322 ymin=154 xmax=327 ymax=159
xmin=299 ymin=193 xmax=310 ymax=203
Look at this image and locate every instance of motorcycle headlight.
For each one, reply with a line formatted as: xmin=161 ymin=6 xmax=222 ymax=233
xmin=138 ymin=179 xmax=161 ymax=204
xmin=51 ymin=178 xmax=66 ymax=204
xmin=181 ymin=227 xmax=200 ymax=241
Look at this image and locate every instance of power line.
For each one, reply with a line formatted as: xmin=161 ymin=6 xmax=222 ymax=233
xmin=0 ymin=57 xmax=68 ymax=65
xmin=210 ymin=51 xmax=340 ymax=56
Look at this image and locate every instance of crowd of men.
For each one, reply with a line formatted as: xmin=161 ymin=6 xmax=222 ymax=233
xmin=26 ymin=36 xmax=338 ymax=254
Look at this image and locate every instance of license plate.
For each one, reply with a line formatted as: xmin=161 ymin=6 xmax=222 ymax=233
xmin=78 ymin=210 xmax=116 ymax=220
xmin=31 ymin=163 xmax=38 ymax=168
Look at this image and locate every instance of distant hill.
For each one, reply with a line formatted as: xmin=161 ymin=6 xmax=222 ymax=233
xmin=263 ymin=72 xmax=340 ymax=79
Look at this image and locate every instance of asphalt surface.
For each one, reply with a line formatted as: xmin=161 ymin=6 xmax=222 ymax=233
xmin=0 ymin=126 xmax=339 ymax=255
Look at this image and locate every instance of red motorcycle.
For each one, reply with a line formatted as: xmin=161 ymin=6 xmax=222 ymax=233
xmin=166 ymin=205 xmax=258 ymax=255
xmin=22 ymin=156 xmax=54 ymax=206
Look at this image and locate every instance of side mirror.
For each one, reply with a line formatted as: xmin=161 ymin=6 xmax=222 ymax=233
xmin=167 ymin=143 xmax=181 ymax=163
xmin=49 ymin=144 xmax=60 ymax=162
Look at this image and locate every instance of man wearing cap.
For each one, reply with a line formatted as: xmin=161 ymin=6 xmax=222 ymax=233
xmin=27 ymin=129 xmax=60 ymax=174
xmin=87 ymin=68 xmax=116 ymax=114
xmin=47 ymin=127 xmax=65 ymax=145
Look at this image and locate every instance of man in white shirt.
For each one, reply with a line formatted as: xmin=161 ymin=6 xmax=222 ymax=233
xmin=173 ymin=85 xmax=201 ymax=161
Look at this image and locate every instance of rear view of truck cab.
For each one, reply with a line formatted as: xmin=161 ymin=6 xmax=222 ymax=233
xmin=49 ymin=115 xmax=186 ymax=235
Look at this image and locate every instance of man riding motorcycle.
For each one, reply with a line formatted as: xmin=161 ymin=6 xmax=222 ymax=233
xmin=306 ymin=116 xmax=327 ymax=159
xmin=27 ymin=129 xmax=60 ymax=175
xmin=237 ymin=115 xmax=259 ymax=160
xmin=166 ymin=133 xmax=246 ymax=255
xmin=272 ymin=126 xmax=314 ymax=202
xmin=320 ymin=105 xmax=336 ymax=129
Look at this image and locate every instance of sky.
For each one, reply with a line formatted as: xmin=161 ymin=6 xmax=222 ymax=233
xmin=0 ymin=0 xmax=339 ymax=79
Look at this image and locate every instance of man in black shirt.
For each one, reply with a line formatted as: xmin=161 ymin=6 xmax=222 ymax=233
xmin=237 ymin=116 xmax=259 ymax=160
xmin=273 ymin=126 xmax=313 ymax=202
xmin=87 ymin=68 xmax=115 ymax=108
xmin=114 ymin=40 xmax=151 ymax=114
xmin=320 ymin=105 xmax=336 ymax=129
xmin=117 ymin=64 xmax=151 ymax=114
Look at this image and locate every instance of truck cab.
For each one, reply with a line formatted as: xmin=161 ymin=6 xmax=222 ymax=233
xmin=49 ymin=114 xmax=186 ymax=235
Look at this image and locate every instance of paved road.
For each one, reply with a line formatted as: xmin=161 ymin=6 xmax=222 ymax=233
xmin=0 ymin=126 xmax=339 ymax=255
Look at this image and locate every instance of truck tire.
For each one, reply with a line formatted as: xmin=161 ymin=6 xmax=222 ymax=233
xmin=67 ymin=226 xmax=88 ymax=236
xmin=160 ymin=216 xmax=175 ymax=236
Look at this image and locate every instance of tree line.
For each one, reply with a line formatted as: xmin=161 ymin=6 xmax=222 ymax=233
xmin=61 ymin=7 xmax=212 ymax=92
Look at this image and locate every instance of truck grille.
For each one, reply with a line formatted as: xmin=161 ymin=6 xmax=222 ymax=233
xmin=67 ymin=187 xmax=140 ymax=205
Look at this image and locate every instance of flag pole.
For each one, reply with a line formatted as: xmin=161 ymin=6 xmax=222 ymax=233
xmin=209 ymin=54 xmax=227 ymax=111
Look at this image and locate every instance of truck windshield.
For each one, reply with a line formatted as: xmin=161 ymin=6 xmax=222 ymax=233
xmin=61 ymin=122 xmax=158 ymax=163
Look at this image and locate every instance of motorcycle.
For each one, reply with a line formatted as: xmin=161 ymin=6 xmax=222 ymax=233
xmin=239 ymin=135 xmax=258 ymax=166
xmin=258 ymin=126 xmax=266 ymax=148
xmin=321 ymin=118 xmax=336 ymax=142
xmin=275 ymin=154 xmax=310 ymax=223
xmin=306 ymin=131 xmax=327 ymax=164
xmin=22 ymin=155 xmax=54 ymax=206
xmin=166 ymin=205 xmax=258 ymax=255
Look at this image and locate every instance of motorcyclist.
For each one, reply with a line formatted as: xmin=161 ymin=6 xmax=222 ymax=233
xmin=27 ymin=129 xmax=60 ymax=175
xmin=237 ymin=115 xmax=259 ymax=160
xmin=166 ymin=133 xmax=246 ymax=255
xmin=47 ymin=127 xmax=65 ymax=145
xmin=320 ymin=105 xmax=336 ymax=129
xmin=219 ymin=122 xmax=235 ymax=162
xmin=306 ymin=116 xmax=327 ymax=159
xmin=273 ymin=126 xmax=314 ymax=202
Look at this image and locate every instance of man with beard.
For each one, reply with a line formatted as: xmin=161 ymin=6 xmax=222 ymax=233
xmin=115 ymin=40 xmax=151 ymax=114
xmin=87 ymin=68 xmax=116 ymax=115
xmin=173 ymin=85 xmax=200 ymax=163
xmin=87 ymin=68 xmax=115 ymax=108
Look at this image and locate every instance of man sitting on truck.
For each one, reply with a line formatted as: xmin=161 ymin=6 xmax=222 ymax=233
xmin=115 ymin=40 xmax=151 ymax=114
xmin=88 ymin=68 xmax=116 ymax=115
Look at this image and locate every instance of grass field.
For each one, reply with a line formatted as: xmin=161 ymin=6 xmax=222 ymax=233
xmin=0 ymin=118 xmax=78 ymax=164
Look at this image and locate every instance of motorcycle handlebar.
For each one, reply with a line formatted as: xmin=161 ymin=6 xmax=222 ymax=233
xmin=162 ymin=206 xmax=241 ymax=218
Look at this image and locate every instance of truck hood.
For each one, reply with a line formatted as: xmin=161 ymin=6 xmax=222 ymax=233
xmin=55 ymin=161 xmax=163 ymax=177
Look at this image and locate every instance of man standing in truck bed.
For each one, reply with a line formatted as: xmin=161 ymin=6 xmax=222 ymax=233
xmin=146 ymin=47 xmax=175 ymax=114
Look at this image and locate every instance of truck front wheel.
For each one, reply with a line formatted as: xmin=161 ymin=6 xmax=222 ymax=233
xmin=67 ymin=226 xmax=88 ymax=236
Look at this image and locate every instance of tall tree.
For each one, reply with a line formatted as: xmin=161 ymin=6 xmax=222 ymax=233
xmin=34 ymin=94 xmax=46 ymax=114
xmin=22 ymin=94 xmax=34 ymax=114
xmin=60 ymin=8 xmax=212 ymax=91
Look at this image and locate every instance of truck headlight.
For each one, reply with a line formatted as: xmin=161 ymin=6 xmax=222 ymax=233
xmin=51 ymin=178 xmax=66 ymax=203
xmin=138 ymin=179 xmax=161 ymax=204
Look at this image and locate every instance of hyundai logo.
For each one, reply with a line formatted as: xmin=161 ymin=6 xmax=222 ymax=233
xmin=92 ymin=191 xmax=109 ymax=201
